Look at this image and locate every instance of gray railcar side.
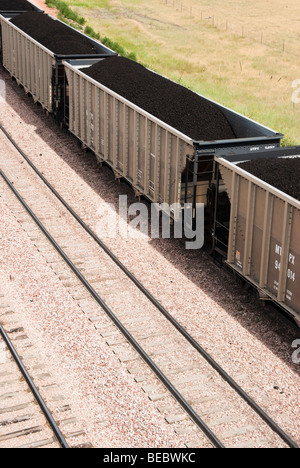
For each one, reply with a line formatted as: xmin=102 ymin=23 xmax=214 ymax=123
xmin=1 ymin=12 xmax=298 ymax=324
xmin=0 ymin=14 xmax=116 ymax=118
xmin=63 ymin=58 xmax=282 ymax=220
xmin=214 ymin=152 xmax=300 ymax=325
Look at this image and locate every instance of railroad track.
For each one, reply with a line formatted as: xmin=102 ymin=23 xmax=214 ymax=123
xmin=0 ymin=321 xmax=68 ymax=448
xmin=0 ymin=293 xmax=92 ymax=449
xmin=0 ymin=124 xmax=298 ymax=449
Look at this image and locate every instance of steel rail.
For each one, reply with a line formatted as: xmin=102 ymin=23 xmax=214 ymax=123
xmin=0 ymin=167 xmax=225 ymax=449
xmin=0 ymin=323 xmax=69 ymax=448
xmin=0 ymin=124 xmax=298 ymax=449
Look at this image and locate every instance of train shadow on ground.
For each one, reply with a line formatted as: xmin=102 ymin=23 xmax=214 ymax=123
xmin=4 ymin=69 xmax=300 ymax=380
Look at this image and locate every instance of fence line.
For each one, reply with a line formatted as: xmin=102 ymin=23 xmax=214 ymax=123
xmin=159 ymin=0 xmax=299 ymax=57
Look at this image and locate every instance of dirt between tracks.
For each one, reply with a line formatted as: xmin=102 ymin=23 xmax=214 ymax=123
xmin=81 ymin=56 xmax=237 ymax=142
xmin=10 ymin=11 xmax=98 ymax=55
xmin=239 ymin=157 xmax=300 ymax=201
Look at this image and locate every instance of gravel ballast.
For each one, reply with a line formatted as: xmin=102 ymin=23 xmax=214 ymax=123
xmin=0 ymin=169 xmax=187 ymax=449
xmin=10 ymin=11 xmax=98 ymax=55
xmin=81 ymin=56 xmax=237 ymax=142
xmin=1 ymin=0 xmax=300 ymax=445
xmin=1 ymin=63 xmax=300 ymax=446
xmin=239 ymin=157 xmax=300 ymax=201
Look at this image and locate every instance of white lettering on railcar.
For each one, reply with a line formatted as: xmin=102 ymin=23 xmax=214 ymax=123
xmin=250 ymin=146 xmax=260 ymax=151
xmin=274 ymin=244 xmax=296 ymax=300
xmin=286 ymin=289 xmax=293 ymax=301
xmin=235 ymin=250 xmax=243 ymax=269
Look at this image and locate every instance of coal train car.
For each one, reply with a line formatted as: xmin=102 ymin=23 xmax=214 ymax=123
xmin=0 ymin=6 xmax=299 ymax=326
xmin=0 ymin=10 xmax=116 ymax=121
xmin=62 ymin=57 xmax=282 ymax=211
xmin=0 ymin=0 xmax=42 ymax=15
xmin=0 ymin=0 xmax=43 ymax=60
xmin=213 ymin=148 xmax=300 ymax=326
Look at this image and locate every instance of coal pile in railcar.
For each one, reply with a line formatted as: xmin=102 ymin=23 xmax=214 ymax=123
xmin=10 ymin=11 xmax=98 ymax=55
xmin=239 ymin=157 xmax=300 ymax=201
xmin=81 ymin=56 xmax=236 ymax=142
xmin=0 ymin=0 xmax=35 ymax=10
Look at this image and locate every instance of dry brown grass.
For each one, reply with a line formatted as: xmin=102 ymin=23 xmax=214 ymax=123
xmin=63 ymin=0 xmax=300 ymax=143
xmin=174 ymin=0 xmax=300 ymax=56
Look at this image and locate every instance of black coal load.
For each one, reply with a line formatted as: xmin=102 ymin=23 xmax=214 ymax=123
xmin=0 ymin=0 xmax=35 ymax=10
xmin=239 ymin=157 xmax=300 ymax=201
xmin=81 ymin=56 xmax=236 ymax=142
xmin=10 ymin=11 xmax=97 ymax=55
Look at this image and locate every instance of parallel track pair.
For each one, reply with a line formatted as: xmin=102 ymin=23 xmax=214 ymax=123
xmin=0 ymin=125 xmax=297 ymax=449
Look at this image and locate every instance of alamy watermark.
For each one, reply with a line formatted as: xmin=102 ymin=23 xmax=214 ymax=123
xmin=0 ymin=78 xmax=6 ymax=103
xmin=292 ymin=339 xmax=300 ymax=364
xmin=96 ymin=195 xmax=204 ymax=250
xmin=292 ymin=79 xmax=300 ymax=104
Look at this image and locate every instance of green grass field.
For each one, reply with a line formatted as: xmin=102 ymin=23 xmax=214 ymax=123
xmin=60 ymin=0 xmax=300 ymax=144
